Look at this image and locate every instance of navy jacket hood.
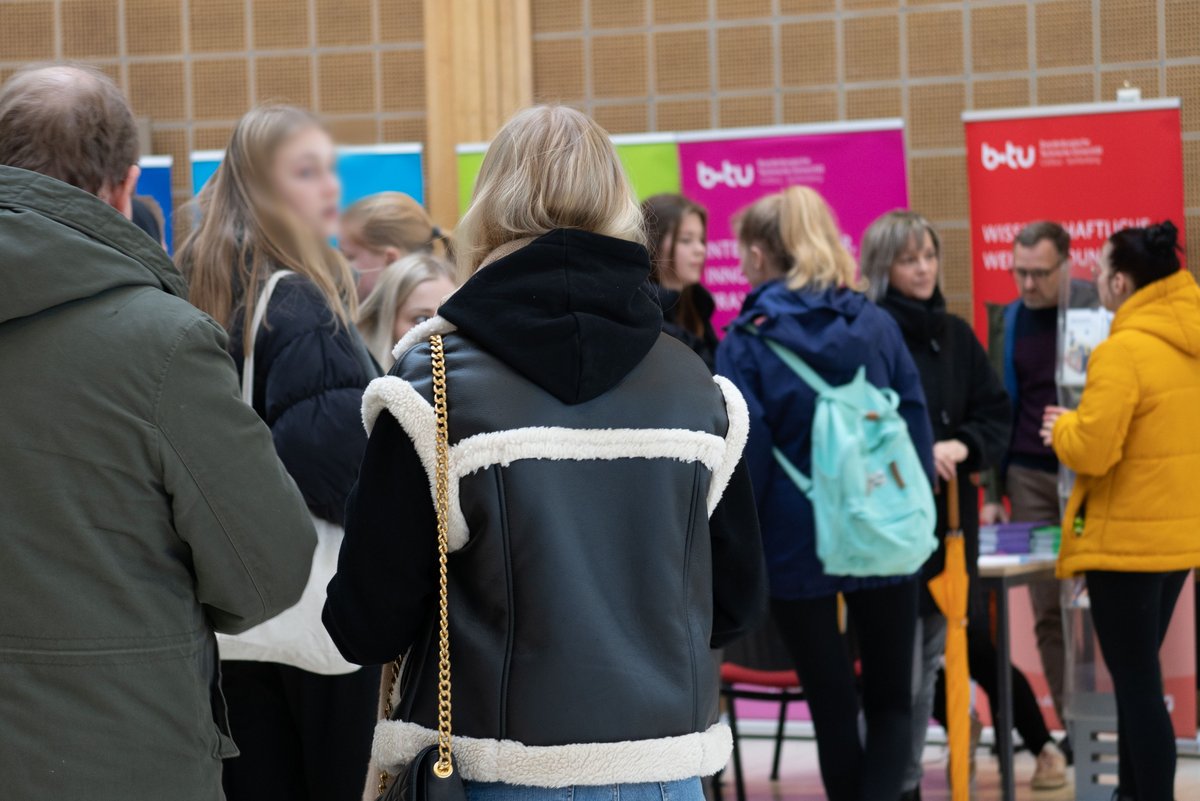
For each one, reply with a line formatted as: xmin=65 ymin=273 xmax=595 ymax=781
xmin=438 ymin=228 xmax=664 ymax=404
xmin=731 ymin=279 xmax=884 ymax=381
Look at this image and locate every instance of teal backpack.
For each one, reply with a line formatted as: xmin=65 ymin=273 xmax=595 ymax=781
xmin=752 ymin=330 xmax=937 ymax=577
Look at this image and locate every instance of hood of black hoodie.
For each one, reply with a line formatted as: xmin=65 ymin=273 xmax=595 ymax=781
xmin=438 ymin=229 xmax=664 ymax=405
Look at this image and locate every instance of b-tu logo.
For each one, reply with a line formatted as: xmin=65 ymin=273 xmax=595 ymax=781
xmin=696 ymin=160 xmax=756 ymax=189
xmin=982 ymin=141 xmax=1036 ymax=171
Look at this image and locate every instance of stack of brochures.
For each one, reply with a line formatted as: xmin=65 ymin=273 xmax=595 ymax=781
xmin=1030 ymin=525 xmax=1062 ymax=556
xmin=978 ymin=522 xmax=1037 ymax=555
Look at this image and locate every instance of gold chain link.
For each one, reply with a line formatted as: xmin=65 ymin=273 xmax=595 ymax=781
xmin=378 ymin=334 xmax=455 ymax=795
xmin=378 ymin=659 xmax=401 ymax=795
xmin=429 ymin=334 xmax=455 ymax=779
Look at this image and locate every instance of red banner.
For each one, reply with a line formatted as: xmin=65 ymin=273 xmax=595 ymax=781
xmin=965 ymin=100 xmax=1194 ymax=739
xmin=964 ymin=101 xmax=1186 ymax=345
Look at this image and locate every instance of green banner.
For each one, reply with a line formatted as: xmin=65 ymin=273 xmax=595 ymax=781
xmin=456 ymin=148 xmax=487 ymax=214
xmin=614 ymin=140 xmax=681 ymax=201
xmin=456 ymin=138 xmax=681 ymax=215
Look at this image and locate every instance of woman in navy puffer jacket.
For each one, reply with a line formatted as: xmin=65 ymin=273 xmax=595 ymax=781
xmin=716 ymin=187 xmax=933 ymax=801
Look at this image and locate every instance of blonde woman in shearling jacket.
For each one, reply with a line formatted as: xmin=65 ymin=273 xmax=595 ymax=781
xmin=325 ymin=106 xmax=768 ymax=801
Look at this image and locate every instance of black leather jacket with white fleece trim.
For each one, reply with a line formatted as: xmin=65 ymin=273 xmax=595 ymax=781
xmin=324 ymin=229 xmax=766 ymax=787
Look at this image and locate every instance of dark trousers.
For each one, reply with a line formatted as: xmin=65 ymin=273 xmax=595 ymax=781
xmin=221 ymin=661 xmax=381 ymax=801
xmin=771 ymin=580 xmax=918 ymax=801
xmin=933 ymin=623 xmax=1052 ymax=755
xmin=1007 ymin=465 xmax=1067 ymax=721
xmin=1087 ymin=570 xmax=1188 ymax=801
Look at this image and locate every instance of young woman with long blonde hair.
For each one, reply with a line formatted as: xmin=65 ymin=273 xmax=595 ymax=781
xmin=176 ymin=105 xmax=379 ymax=801
xmin=324 ymin=105 xmax=767 ymax=801
xmin=357 ymin=252 xmax=457 ymax=370
xmin=716 ymin=186 xmax=934 ymax=801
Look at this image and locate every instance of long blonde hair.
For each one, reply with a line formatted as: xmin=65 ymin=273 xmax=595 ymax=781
xmin=734 ymin=186 xmax=860 ymax=292
xmin=176 ymin=105 xmax=357 ymax=354
xmin=341 ymin=191 xmax=452 ymax=259
xmin=454 ymin=105 xmax=644 ymax=277
xmin=357 ymin=253 xmax=457 ymax=368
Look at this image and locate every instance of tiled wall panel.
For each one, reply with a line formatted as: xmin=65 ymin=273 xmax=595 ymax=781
xmin=5 ymin=1 xmax=1197 ymax=313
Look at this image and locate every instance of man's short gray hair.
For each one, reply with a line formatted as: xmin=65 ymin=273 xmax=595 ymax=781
xmin=0 ymin=64 xmax=138 ymax=195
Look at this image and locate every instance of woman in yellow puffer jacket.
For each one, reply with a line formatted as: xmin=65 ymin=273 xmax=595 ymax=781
xmin=1042 ymin=221 xmax=1200 ymax=801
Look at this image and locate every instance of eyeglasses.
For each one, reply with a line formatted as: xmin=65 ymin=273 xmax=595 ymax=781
xmin=1012 ymin=262 xmax=1063 ymax=282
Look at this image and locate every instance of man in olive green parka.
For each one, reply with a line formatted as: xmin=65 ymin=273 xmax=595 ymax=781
xmin=0 ymin=66 xmax=317 ymax=799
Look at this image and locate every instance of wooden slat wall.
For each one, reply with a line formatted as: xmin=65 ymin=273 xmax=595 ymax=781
xmin=423 ymin=0 xmax=533 ymax=226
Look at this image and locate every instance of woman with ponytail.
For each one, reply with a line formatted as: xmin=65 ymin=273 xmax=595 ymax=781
xmin=340 ymin=191 xmax=452 ymax=299
xmin=716 ymin=186 xmax=934 ymax=801
xmin=1042 ymin=221 xmax=1200 ymax=801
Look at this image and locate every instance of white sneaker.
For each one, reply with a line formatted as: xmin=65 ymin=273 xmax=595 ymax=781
xmin=1032 ymin=742 xmax=1068 ymax=790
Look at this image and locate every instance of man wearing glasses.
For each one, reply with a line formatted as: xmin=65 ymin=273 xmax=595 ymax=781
xmin=982 ymin=221 xmax=1097 ymax=777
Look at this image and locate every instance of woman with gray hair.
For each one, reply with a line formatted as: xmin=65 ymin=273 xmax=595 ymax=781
xmin=862 ymin=211 xmax=1066 ymax=797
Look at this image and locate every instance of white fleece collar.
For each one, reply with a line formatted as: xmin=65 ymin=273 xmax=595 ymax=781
xmin=392 ymin=316 xmax=458 ymax=362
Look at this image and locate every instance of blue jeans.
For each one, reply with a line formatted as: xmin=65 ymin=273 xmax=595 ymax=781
xmin=464 ymin=778 xmax=703 ymax=801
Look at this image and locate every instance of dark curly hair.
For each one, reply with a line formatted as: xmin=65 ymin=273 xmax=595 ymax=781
xmin=1108 ymin=221 xmax=1183 ymax=290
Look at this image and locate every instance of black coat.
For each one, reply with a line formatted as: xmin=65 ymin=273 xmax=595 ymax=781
xmin=879 ymin=288 xmax=1011 ymax=616
xmin=656 ymin=283 xmax=720 ymax=372
xmin=228 ymin=274 xmax=378 ymax=526
xmin=323 ymin=230 xmax=768 ymax=785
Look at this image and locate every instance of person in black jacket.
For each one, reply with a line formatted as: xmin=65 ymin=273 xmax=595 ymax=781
xmin=862 ymin=210 xmax=1065 ymax=798
xmin=176 ymin=105 xmax=380 ymax=801
xmin=324 ymin=105 xmax=767 ymax=801
xmin=642 ymin=193 xmax=720 ymax=370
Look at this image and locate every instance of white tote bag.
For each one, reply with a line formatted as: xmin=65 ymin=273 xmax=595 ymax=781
xmin=216 ymin=270 xmax=359 ymax=676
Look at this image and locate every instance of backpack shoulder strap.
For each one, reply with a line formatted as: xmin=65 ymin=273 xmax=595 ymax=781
xmin=739 ymin=326 xmax=820 ymax=496
xmin=743 ymin=324 xmax=833 ymax=395
xmin=772 ymin=446 xmax=813 ymax=496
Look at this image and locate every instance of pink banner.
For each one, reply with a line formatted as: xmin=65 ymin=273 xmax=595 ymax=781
xmin=678 ymin=125 xmax=909 ymax=334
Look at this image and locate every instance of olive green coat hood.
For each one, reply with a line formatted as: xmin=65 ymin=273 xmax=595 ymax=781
xmin=0 ymin=164 xmax=187 ymax=324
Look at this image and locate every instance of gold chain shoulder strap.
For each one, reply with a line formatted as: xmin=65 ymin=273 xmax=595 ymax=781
xmin=378 ymin=334 xmax=455 ymax=795
xmin=429 ymin=333 xmax=455 ymax=778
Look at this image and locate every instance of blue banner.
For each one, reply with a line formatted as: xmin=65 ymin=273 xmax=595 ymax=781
xmin=190 ymin=144 xmax=424 ymax=207
xmin=135 ymin=155 xmax=174 ymax=253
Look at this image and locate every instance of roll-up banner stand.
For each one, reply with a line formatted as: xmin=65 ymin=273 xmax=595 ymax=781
xmin=677 ymin=120 xmax=908 ymax=333
xmin=135 ymin=155 xmax=174 ymax=252
xmin=964 ymin=99 xmax=1195 ymax=741
xmin=191 ymin=143 xmax=426 ymax=206
xmin=964 ymin=99 xmax=1186 ymax=344
xmin=457 ymin=120 xmax=908 ymax=335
